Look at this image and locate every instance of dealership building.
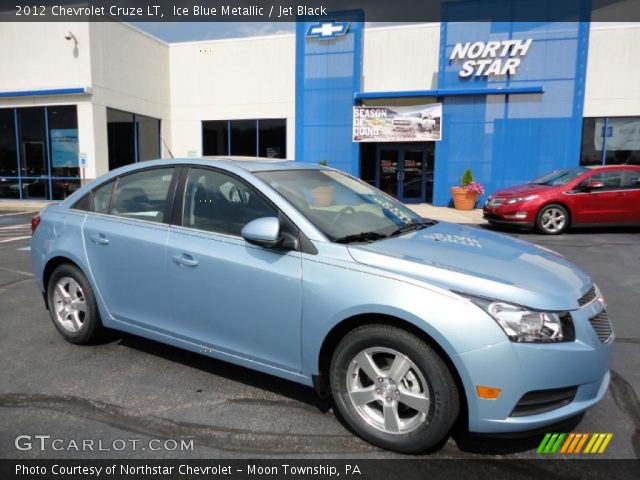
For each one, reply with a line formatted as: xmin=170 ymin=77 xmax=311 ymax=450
xmin=1 ymin=5 xmax=639 ymax=205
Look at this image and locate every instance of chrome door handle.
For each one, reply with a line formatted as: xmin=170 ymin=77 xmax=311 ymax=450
xmin=172 ymin=254 xmax=199 ymax=267
xmin=89 ymin=233 xmax=109 ymax=245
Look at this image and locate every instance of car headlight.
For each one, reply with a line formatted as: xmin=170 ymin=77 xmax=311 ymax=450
xmin=462 ymin=295 xmax=574 ymax=343
xmin=505 ymin=195 xmax=539 ymax=204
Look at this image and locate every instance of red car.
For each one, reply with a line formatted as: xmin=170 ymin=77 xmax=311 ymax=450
xmin=483 ymin=165 xmax=640 ymax=234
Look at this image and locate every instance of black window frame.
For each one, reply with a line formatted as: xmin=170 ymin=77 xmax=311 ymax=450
xmin=171 ymin=164 xmax=316 ymax=254
xmin=71 ymin=166 xmax=180 ymax=225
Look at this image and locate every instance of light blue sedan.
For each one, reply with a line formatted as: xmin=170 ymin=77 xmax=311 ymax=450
xmin=31 ymin=158 xmax=613 ymax=453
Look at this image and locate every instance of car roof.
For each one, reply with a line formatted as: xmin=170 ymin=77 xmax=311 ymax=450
xmin=103 ymin=157 xmax=325 ymax=177
xmin=200 ymin=156 xmax=324 ymax=172
xmin=586 ymin=164 xmax=640 ymax=171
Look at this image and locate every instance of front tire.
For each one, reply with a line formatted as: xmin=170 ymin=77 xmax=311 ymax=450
xmin=536 ymin=204 xmax=569 ymax=235
xmin=46 ymin=264 xmax=103 ymax=344
xmin=330 ymin=325 xmax=459 ymax=453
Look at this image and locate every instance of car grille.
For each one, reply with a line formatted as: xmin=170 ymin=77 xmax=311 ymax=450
xmin=486 ymin=197 xmax=505 ymax=207
xmin=578 ymin=286 xmax=597 ymax=306
xmin=589 ymin=310 xmax=614 ymax=344
xmin=511 ymin=386 xmax=578 ymax=417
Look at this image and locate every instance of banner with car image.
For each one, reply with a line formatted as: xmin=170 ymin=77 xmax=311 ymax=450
xmin=353 ymin=103 xmax=442 ymax=142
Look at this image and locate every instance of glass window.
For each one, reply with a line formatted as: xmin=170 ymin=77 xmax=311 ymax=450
xmin=580 ymin=117 xmax=602 ymax=166
xmin=48 ymin=105 xmax=79 ymax=178
xmin=0 ymin=109 xmax=17 ymax=177
xmin=581 ymin=117 xmax=640 ymax=166
xmin=256 ymin=169 xmax=422 ymax=242
xmin=258 ymin=119 xmax=286 ymax=158
xmin=625 ymin=170 xmax=640 ymax=188
xmin=202 ymin=121 xmax=228 ymax=156
xmin=91 ymin=180 xmax=116 ymax=213
xmin=136 ymin=115 xmax=160 ymax=161
xmin=603 ymin=117 xmax=640 ymax=165
xmin=110 ymin=168 xmax=174 ymax=223
xmin=52 ymin=179 xmax=81 ymax=200
xmin=22 ymin=178 xmax=49 ymax=199
xmin=577 ymin=170 xmax=625 ymax=191
xmin=183 ymin=168 xmax=276 ymax=237
xmin=230 ymin=120 xmax=257 ymax=156
xmin=18 ymin=107 xmax=47 ymax=177
xmin=0 ymin=178 xmax=20 ymax=199
xmin=107 ymin=109 xmax=135 ymax=170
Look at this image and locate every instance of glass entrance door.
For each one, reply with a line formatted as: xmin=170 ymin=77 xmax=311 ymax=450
xmin=376 ymin=144 xmax=433 ymax=203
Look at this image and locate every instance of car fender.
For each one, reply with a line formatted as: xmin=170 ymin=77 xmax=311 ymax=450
xmin=300 ymin=253 xmax=509 ymax=380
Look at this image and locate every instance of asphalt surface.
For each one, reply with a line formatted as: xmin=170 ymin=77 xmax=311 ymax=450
xmin=0 ymin=209 xmax=638 ymax=459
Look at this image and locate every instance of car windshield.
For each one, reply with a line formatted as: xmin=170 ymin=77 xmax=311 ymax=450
xmin=530 ymin=168 xmax=587 ymax=186
xmin=255 ymin=169 xmax=431 ymax=243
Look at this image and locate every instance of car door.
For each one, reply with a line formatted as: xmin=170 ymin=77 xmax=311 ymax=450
xmin=570 ymin=170 xmax=628 ymax=225
xmin=166 ymin=166 xmax=303 ymax=372
xmin=82 ymin=167 xmax=177 ymax=330
xmin=622 ymin=169 xmax=640 ymax=222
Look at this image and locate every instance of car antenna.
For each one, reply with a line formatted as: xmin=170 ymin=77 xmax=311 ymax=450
xmin=161 ymin=135 xmax=175 ymax=158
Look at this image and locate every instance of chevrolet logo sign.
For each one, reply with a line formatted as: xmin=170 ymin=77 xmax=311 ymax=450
xmin=306 ymin=21 xmax=350 ymax=40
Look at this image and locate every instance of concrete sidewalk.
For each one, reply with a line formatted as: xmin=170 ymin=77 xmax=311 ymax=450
xmin=0 ymin=200 xmax=486 ymax=225
xmin=407 ymin=203 xmax=485 ymax=224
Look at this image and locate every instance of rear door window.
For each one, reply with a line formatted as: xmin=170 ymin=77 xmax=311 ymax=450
xmin=110 ymin=168 xmax=175 ymax=223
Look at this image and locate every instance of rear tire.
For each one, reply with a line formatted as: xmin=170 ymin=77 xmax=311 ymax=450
xmin=46 ymin=264 xmax=103 ymax=344
xmin=536 ymin=204 xmax=569 ymax=235
xmin=330 ymin=325 xmax=459 ymax=453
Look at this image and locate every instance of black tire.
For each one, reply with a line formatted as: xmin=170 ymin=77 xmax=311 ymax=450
xmin=46 ymin=263 xmax=103 ymax=344
xmin=330 ymin=325 xmax=459 ymax=453
xmin=536 ymin=203 xmax=569 ymax=235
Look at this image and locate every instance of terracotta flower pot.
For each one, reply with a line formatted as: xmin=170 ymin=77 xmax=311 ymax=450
xmin=311 ymin=186 xmax=335 ymax=207
xmin=451 ymin=186 xmax=478 ymax=210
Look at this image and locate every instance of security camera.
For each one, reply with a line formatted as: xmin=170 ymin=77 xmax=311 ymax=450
xmin=64 ymin=31 xmax=75 ymax=41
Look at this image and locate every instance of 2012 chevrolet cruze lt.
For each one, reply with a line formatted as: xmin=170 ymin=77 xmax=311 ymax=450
xmin=31 ymin=158 xmax=613 ymax=453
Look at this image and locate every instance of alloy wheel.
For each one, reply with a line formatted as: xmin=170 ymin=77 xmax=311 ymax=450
xmin=541 ymin=207 xmax=566 ymax=233
xmin=52 ymin=276 xmax=87 ymax=333
xmin=346 ymin=347 xmax=431 ymax=434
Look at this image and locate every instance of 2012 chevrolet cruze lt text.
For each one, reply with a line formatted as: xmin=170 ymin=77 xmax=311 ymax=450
xmin=31 ymin=158 xmax=613 ymax=453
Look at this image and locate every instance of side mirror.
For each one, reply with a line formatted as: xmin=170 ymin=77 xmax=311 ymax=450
xmin=586 ymin=180 xmax=604 ymax=190
xmin=241 ymin=217 xmax=283 ymax=248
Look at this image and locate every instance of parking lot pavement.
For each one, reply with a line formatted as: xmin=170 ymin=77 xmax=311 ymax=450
xmin=0 ymin=210 xmax=638 ymax=459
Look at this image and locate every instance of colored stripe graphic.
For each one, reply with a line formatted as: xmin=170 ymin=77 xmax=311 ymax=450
xmin=585 ymin=433 xmax=613 ymax=454
xmin=537 ymin=433 xmax=566 ymax=454
xmin=539 ymin=433 xmax=613 ymax=454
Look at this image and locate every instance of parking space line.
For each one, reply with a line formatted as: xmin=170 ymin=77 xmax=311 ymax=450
xmin=0 ymin=211 xmax=38 ymax=217
xmin=0 ymin=266 xmax=33 ymax=277
xmin=0 ymin=223 xmax=30 ymax=230
xmin=0 ymin=236 xmax=31 ymax=244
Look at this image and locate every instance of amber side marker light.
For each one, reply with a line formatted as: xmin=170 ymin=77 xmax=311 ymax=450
xmin=476 ymin=386 xmax=502 ymax=399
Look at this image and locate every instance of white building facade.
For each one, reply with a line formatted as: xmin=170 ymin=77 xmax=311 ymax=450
xmin=0 ymin=18 xmax=639 ymax=204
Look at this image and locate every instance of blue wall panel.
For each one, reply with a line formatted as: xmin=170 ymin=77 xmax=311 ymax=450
xmin=433 ymin=0 xmax=591 ymax=206
xmin=295 ymin=12 xmax=364 ymax=175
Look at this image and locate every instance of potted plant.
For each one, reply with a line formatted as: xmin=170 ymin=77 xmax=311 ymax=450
xmin=451 ymin=169 xmax=485 ymax=210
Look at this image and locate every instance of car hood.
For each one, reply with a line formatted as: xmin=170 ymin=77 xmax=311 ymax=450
xmin=347 ymin=222 xmax=591 ymax=311
xmin=490 ymin=183 xmax=554 ymax=197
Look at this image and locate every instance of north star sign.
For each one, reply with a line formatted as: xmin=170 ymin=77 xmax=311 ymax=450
xmin=306 ymin=21 xmax=350 ymax=40
xmin=449 ymin=38 xmax=533 ymax=77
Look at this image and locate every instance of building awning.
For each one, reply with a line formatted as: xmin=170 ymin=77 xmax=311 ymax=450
xmin=0 ymin=87 xmax=91 ymax=98
xmin=354 ymin=85 xmax=544 ymax=101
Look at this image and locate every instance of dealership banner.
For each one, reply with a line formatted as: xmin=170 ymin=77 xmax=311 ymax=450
xmin=353 ymin=104 xmax=442 ymax=143
xmin=594 ymin=118 xmax=640 ymax=151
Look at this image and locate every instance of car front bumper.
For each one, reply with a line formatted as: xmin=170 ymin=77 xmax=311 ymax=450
xmin=452 ymin=298 xmax=613 ymax=433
